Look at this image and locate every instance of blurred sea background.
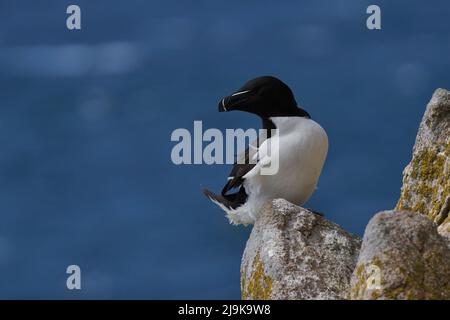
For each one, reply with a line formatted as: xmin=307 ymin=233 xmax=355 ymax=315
xmin=0 ymin=0 xmax=449 ymax=298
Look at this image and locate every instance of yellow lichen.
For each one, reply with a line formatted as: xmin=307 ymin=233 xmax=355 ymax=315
xmin=348 ymin=256 xmax=382 ymax=300
xmin=351 ymin=250 xmax=450 ymax=300
xmin=396 ymin=140 xmax=450 ymax=225
xmin=241 ymin=252 xmax=272 ymax=300
xmin=348 ymin=264 xmax=367 ymax=299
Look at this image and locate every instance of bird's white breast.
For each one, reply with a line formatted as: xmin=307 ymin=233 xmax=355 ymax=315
xmin=240 ymin=116 xmax=328 ymax=223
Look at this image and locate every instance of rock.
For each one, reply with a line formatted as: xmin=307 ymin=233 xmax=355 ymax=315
xmin=437 ymin=220 xmax=450 ymax=246
xmin=240 ymin=199 xmax=361 ymax=300
xmin=396 ymin=88 xmax=450 ymax=226
xmin=349 ymin=210 xmax=450 ymax=300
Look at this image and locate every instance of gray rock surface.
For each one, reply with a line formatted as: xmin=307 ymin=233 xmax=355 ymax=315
xmin=349 ymin=210 xmax=450 ymax=300
xmin=240 ymin=199 xmax=361 ymax=300
xmin=437 ymin=221 xmax=450 ymax=247
xmin=396 ymin=88 xmax=450 ymax=227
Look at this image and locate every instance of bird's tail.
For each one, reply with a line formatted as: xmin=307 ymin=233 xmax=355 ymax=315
xmin=202 ymin=188 xmax=233 ymax=209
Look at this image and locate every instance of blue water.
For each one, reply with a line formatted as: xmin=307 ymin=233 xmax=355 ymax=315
xmin=0 ymin=0 xmax=449 ymax=298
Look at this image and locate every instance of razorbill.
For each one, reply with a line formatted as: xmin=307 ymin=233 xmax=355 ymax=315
xmin=203 ymin=76 xmax=328 ymax=225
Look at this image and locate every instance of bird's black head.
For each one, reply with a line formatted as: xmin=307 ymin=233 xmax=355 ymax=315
xmin=218 ymin=76 xmax=310 ymax=118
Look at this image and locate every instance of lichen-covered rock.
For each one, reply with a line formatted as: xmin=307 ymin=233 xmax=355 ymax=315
xmin=349 ymin=210 xmax=450 ymax=300
xmin=396 ymin=88 xmax=450 ymax=225
xmin=438 ymin=220 xmax=450 ymax=246
xmin=241 ymin=199 xmax=361 ymax=300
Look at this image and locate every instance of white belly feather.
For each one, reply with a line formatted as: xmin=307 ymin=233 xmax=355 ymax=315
xmin=225 ymin=117 xmax=328 ymax=225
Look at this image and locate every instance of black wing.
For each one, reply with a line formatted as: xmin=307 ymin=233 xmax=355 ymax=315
xmin=203 ymin=119 xmax=276 ymax=210
xmin=221 ymin=146 xmax=256 ymax=196
xmin=203 ymin=139 xmax=261 ymax=209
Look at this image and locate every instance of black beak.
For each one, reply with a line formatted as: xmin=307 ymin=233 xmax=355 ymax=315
xmin=218 ymin=90 xmax=252 ymax=112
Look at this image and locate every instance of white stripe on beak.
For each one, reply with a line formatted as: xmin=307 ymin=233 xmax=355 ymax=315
xmin=231 ymin=89 xmax=251 ymax=97
xmin=221 ymin=98 xmax=227 ymax=111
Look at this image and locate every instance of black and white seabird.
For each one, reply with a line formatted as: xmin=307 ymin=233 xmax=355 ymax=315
xmin=203 ymin=76 xmax=328 ymax=225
